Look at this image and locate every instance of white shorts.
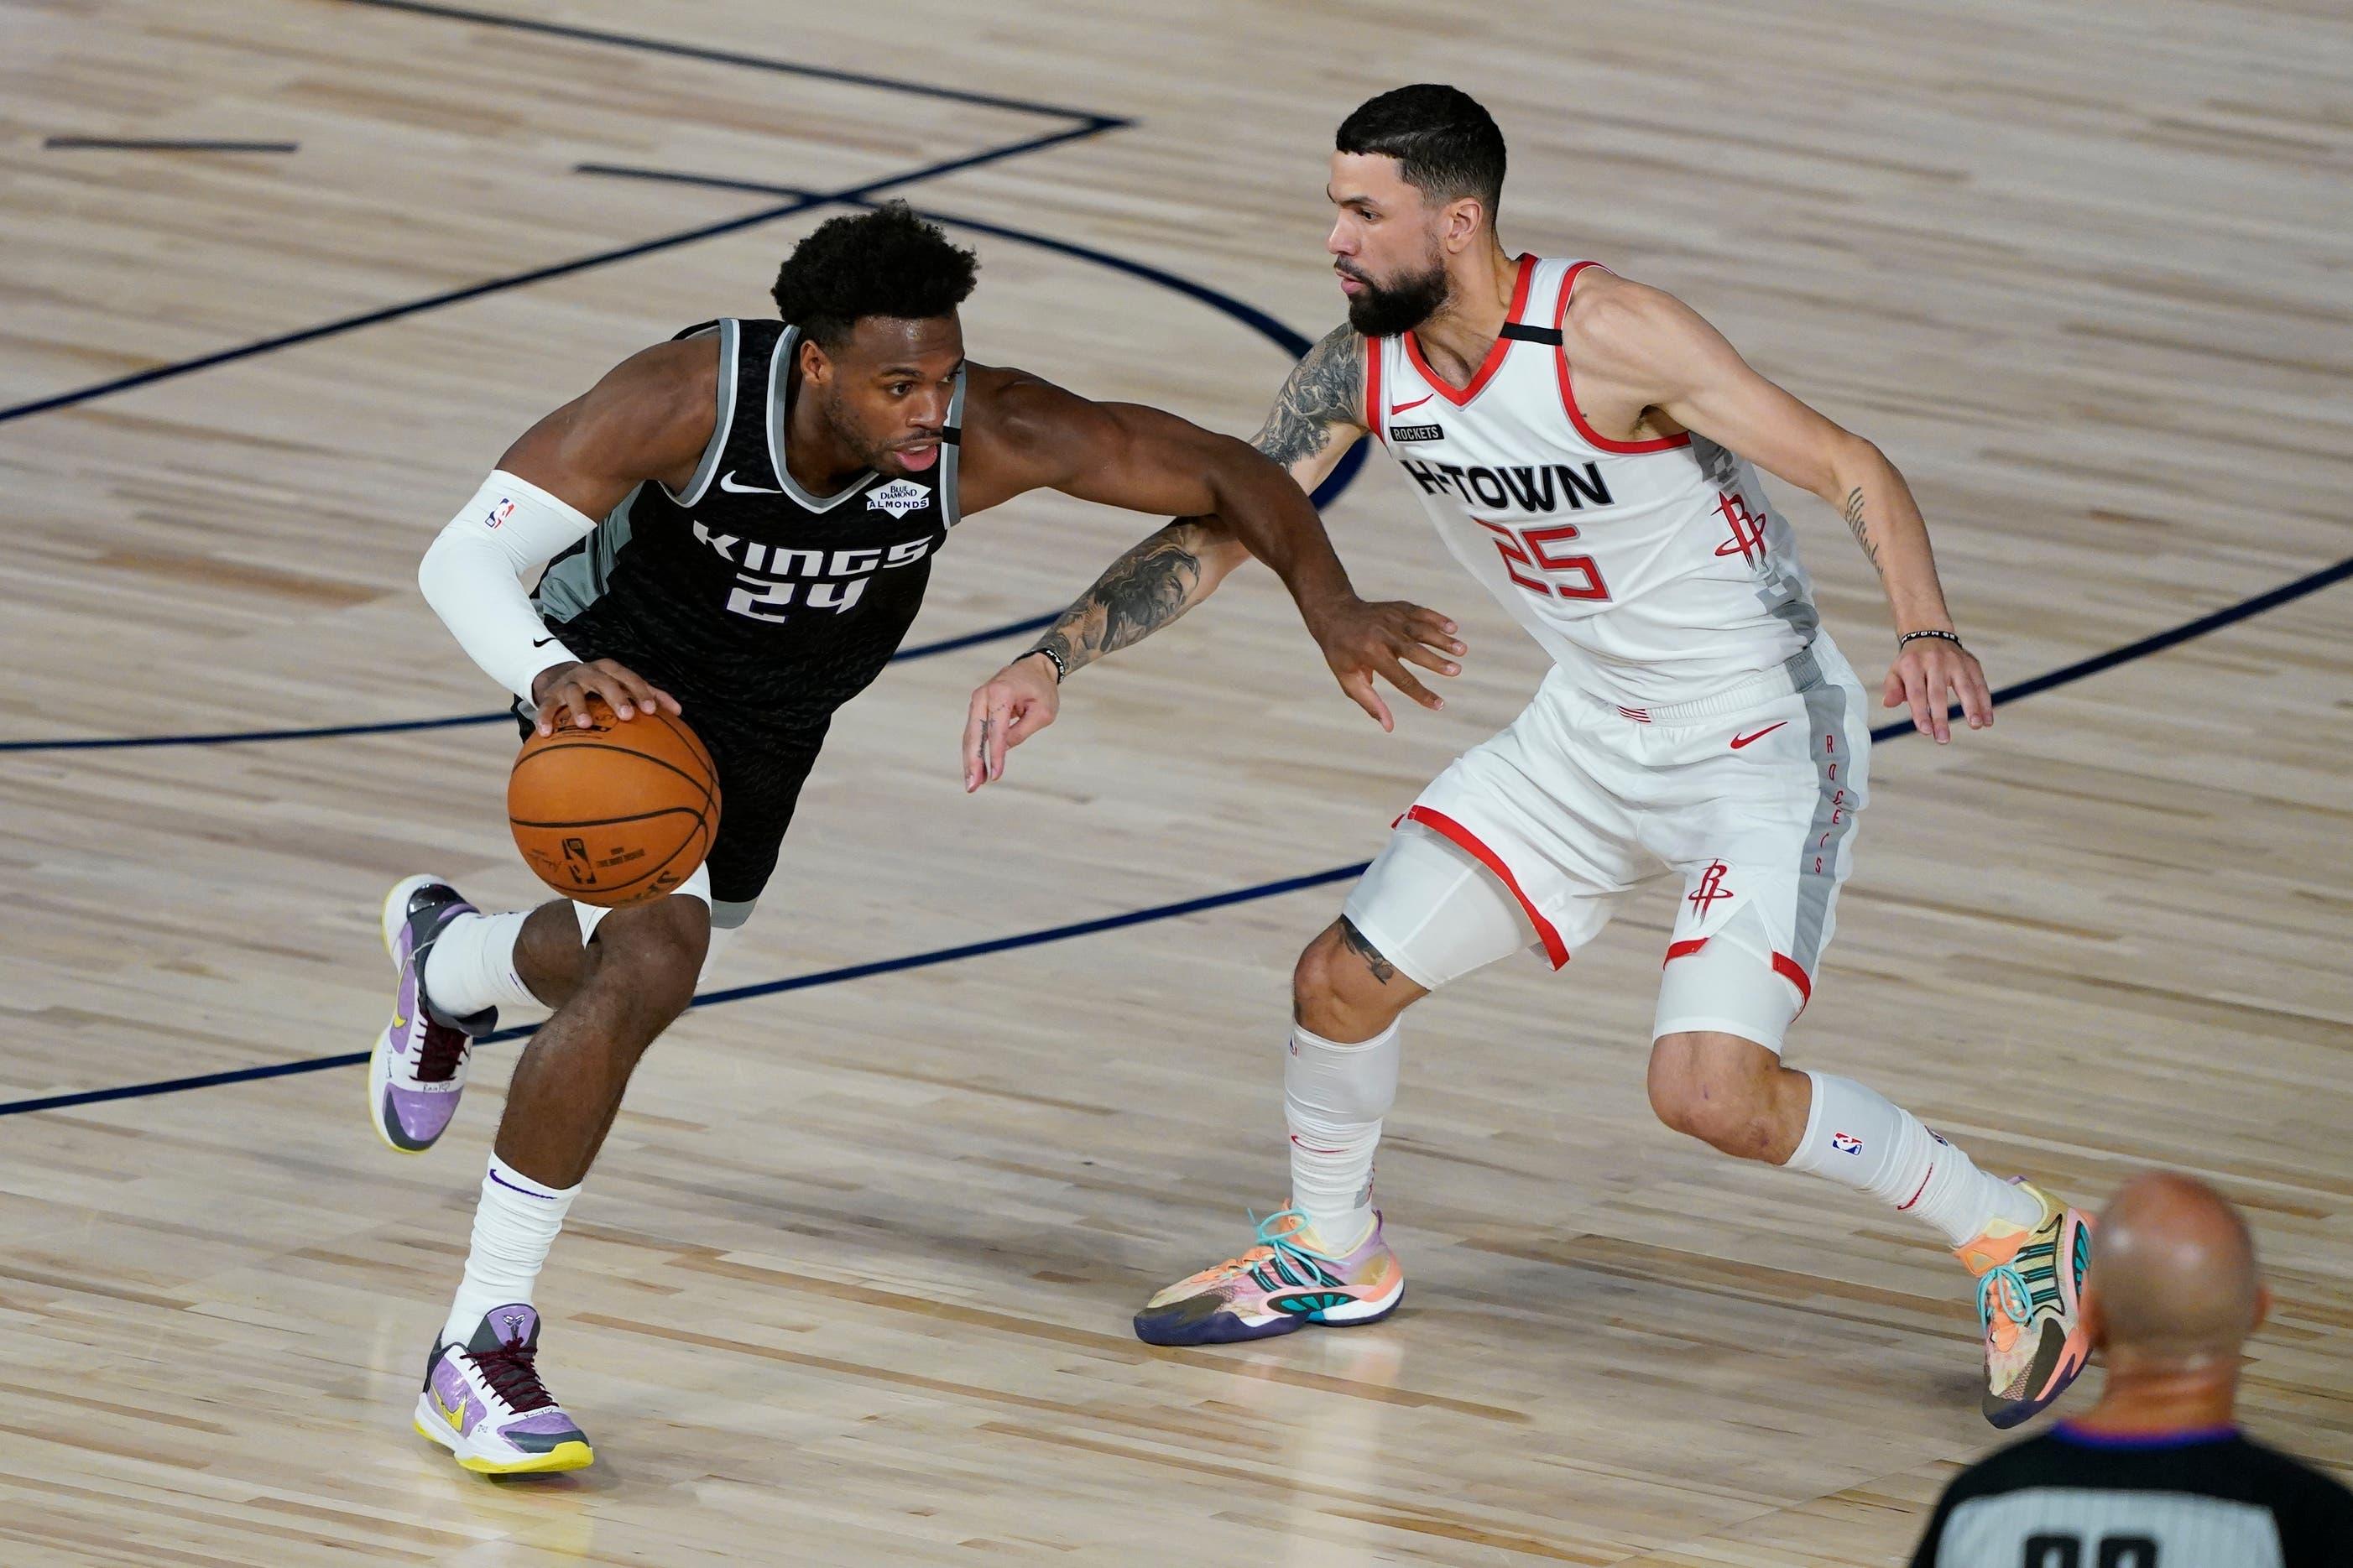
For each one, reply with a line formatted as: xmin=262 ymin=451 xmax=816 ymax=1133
xmin=1341 ymin=641 xmax=1870 ymax=1052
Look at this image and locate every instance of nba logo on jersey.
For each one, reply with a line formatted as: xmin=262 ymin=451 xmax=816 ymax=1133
xmin=483 ymin=497 xmax=516 ymax=529
xmin=1831 ymin=1131 xmax=1865 ymax=1156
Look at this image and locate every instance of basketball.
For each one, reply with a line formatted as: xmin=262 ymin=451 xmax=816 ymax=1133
xmin=507 ymin=700 xmax=720 ymax=907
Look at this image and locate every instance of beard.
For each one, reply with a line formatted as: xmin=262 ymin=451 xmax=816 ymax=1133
xmin=1343 ymin=253 xmax=1450 ymax=337
xmin=819 ymin=388 xmax=903 ymax=472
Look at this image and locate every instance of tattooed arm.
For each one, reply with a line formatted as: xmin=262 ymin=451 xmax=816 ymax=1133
xmin=1027 ymin=322 xmax=1379 ymax=682
xmin=1561 ymin=272 xmax=1994 ymax=744
xmin=960 ymin=326 xmax=1464 ymax=791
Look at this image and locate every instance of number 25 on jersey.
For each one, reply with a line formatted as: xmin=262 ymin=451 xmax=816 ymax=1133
xmin=1476 ymin=518 xmax=1613 ymax=603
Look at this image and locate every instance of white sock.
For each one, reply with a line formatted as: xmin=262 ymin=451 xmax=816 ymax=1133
xmin=441 ymin=1155 xmax=577 ymax=1346
xmin=1784 ymin=1071 xmax=2042 ymax=1247
xmin=423 ymin=909 xmax=542 ymax=1017
xmin=1285 ymin=1021 xmax=1401 ymax=1250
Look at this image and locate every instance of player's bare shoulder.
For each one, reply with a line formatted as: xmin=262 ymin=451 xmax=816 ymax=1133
xmin=1558 ymin=268 xmax=1690 ymax=365
xmin=1557 ymin=270 xmax=1712 ymax=436
xmin=503 ymin=333 xmax=720 ymax=492
xmin=950 ymin=361 xmax=1092 ymax=513
xmin=588 ymin=336 xmax=722 ymax=472
xmin=1255 ymin=320 xmax=1369 ymax=469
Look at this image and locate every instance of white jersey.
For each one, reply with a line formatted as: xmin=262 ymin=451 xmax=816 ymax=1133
xmin=1365 ymin=255 xmax=1818 ymax=711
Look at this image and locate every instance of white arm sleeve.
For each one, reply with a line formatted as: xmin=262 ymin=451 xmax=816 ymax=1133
xmin=418 ymin=471 xmax=602 ymax=702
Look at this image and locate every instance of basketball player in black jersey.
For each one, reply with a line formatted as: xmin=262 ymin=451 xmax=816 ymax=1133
xmin=375 ymin=203 xmax=1463 ymax=1475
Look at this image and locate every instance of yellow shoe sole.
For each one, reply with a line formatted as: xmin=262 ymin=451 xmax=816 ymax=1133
xmin=415 ymin=1418 xmax=594 ymax=1474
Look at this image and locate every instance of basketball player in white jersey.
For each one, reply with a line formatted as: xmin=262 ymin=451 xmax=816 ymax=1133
xmin=964 ymin=86 xmax=2092 ymax=1428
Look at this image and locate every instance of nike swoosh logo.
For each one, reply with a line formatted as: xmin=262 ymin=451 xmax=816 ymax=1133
xmin=391 ymin=1012 xmax=408 ymax=1029
xmin=717 ymin=469 xmax=782 ymax=495
xmin=1391 ymin=393 xmax=1436 ymax=414
xmin=531 ymin=636 xmax=557 ymax=648
xmin=1730 ymin=721 xmax=1789 ymax=750
xmin=434 ymin=1387 xmax=467 ymax=1431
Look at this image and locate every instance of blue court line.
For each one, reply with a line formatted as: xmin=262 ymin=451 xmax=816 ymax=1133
xmin=0 ymin=119 xmax=1113 ymax=427
xmin=44 ymin=138 xmax=300 ymax=153
xmin=0 ymin=191 xmax=1362 ymax=753
xmin=1 ymin=4 xmax=1113 ymax=426
xmin=0 ymin=613 xmax=1061 ymax=753
xmin=339 ymin=0 xmax=1125 ymax=127
xmin=571 ymin=165 xmax=1375 ymax=516
xmin=1 ymin=550 xmax=2344 ymax=1121
xmin=0 ymin=867 xmax=1370 ymax=1119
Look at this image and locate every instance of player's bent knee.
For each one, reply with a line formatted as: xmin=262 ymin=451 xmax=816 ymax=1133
xmin=582 ymin=899 xmax=710 ymax=1034
xmin=1292 ymin=920 xmax=1414 ymax=1038
xmin=1647 ymin=1031 xmax=1784 ymax=1159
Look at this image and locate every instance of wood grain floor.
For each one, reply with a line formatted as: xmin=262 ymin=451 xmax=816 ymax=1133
xmin=3 ymin=1 xmax=2349 ymax=1562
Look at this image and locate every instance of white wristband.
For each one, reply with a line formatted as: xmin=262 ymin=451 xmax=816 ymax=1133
xmin=417 ymin=471 xmax=600 ymax=702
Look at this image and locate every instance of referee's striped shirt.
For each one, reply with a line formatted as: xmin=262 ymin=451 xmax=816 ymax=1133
xmin=1911 ymin=1423 xmax=2353 ymax=1567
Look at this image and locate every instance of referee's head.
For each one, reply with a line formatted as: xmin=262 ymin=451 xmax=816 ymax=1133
xmin=2088 ymin=1170 xmax=2268 ymax=1375
xmin=1912 ymin=1174 xmax=2353 ymax=1566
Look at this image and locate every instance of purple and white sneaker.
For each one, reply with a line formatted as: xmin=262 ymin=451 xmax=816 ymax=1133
xmin=369 ymin=875 xmax=496 ymax=1154
xmin=415 ymin=1304 xmax=594 ymax=1474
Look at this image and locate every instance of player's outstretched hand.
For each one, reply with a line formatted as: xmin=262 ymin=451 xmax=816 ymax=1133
xmin=530 ymin=658 xmax=681 ymax=737
xmin=1883 ymin=634 xmax=1993 ymax=744
xmin=963 ymin=652 xmax=1061 ymax=793
xmin=1311 ymin=596 xmax=1466 ymax=732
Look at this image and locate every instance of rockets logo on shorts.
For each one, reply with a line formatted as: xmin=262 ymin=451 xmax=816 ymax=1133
xmin=1688 ymin=860 xmax=1735 ymax=916
xmin=1831 ymin=1131 xmax=1865 ymax=1156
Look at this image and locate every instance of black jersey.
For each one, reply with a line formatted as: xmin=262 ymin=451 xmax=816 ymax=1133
xmin=519 ymin=317 xmax=966 ymax=918
xmin=1910 ymin=1424 xmax=2353 ymax=1567
xmin=535 ymin=316 xmax=967 ymax=736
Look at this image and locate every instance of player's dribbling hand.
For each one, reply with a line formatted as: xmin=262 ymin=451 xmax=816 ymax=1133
xmin=1883 ymin=634 xmax=1994 ymax=744
xmin=963 ymin=652 xmax=1060 ymax=792
xmin=1308 ymin=596 xmax=1466 ymax=732
xmin=530 ymin=658 xmax=682 ymax=736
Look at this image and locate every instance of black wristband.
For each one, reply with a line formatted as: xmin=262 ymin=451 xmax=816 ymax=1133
xmin=1898 ymin=629 xmax=1964 ymax=651
xmin=1024 ymin=645 xmax=1067 ymax=684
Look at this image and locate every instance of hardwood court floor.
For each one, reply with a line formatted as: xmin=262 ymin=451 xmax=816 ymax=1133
xmin=2 ymin=1 xmax=2349 ymax=1562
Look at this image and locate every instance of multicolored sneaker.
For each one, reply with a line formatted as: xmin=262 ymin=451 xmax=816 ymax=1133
xmin=1960 ymin=1181 xmax=2094 ymax=1428
xmin=415 ymin=1305 xmax=593 ymax=1475
xmin=1135 ymin=1209 xmax=1404 ymax=1347
xmin=370 ymin=875 xmax=497 ymax=1154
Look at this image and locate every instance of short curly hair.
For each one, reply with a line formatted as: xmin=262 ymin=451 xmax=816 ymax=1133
xmin=771 ymin=202 xmax=978 ymax=348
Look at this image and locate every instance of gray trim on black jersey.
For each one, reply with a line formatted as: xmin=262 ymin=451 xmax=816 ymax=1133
xmin=665 ymin=318 xmax=738 ymax=508
xmin=535 ymin=485 xmax=640 ymax=623
xmin=939 ymin=365 xmax=968 ymax=528
xmin=766 ymin=325 xmax=879 ymax=512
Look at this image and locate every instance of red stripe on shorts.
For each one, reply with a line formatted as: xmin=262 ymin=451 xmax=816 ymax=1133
xmin=1403 ymin=805 xmax=1569 ymax=969
xmin=1773 ymin=952 xmax=1813 ymax=1013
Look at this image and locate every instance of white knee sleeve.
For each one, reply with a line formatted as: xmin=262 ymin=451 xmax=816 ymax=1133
xmin=1285 ymin=1022 xmax=1400 ymax=1244
xmin=1341 ymin=822 xmax=1536 ymax=992
xmin=1653 ymin=904 xmax=1804 ymax=1052
xmin=1286 ymin=1020 xmax=1401 ymax=1123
